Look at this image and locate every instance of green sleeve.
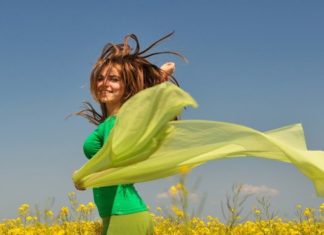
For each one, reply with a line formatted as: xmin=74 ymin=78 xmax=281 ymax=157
xmin=83 ymin=125 xmax=103 ymax=159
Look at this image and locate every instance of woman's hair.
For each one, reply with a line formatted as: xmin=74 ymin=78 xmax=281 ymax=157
xmin=77 ymin=32 xmax=185 ymax=125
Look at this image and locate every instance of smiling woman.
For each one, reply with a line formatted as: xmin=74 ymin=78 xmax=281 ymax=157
xmin=72 ymin=32 xmax=324 ymax=235
xmin=74 ymin=32 xmax=182 ymax=235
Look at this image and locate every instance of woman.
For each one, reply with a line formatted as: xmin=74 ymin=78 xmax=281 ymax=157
xmin=75 ymin=32 xmax=182 ymax=235
xmin=74 ymin=33 xmax=324 ymax=235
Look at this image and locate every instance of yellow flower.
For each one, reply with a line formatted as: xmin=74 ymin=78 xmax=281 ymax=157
xmin=179 ymin=165 xmax=191 ymax=175
xmin=254 ymin=209 xmax=261 ymax=215
xmin=26 ymin=216 xmax=33 ymax=222
xmin=303 ymin=207 xmax=312 ymax=217
xmin=175 ymin=183 xmax=184 ymax=191
xmin=320 ymin=203 xmax=324 ymax=213
xmin=171 ymin=205 xmax=184 ymax=218
xmin=68 ymin=192 xmax=76 ymax=197
xmin=168 ymin=185 xmax=178 ymax=196
xmin=77 ymin=204 xmax=87 ymax=212
xmin=60 ymin=207 xmax=69 ymax=217
xmin=87 ymin=202 xmax=95 ymax=210
xmin=295 ymin=204 xmax=302 ymax=209
xmin=18 ymin=203 xmax=30 ymax=216
xmin=22 ymin=203 xmax=29 ymax=208
xmin=18 ymin=204 xmax=29 ymax=211
xmin=230 ymin=208 xmax=236 ymax=213
xmin=45 ymin=210 xmax=54 ymax=218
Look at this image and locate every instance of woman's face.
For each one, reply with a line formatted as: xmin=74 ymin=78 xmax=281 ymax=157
xmin=96 ymin=64 xmax=125 ymax=107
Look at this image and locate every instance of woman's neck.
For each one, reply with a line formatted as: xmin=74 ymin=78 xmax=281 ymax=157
xmin=106 ymin=102 xmax=121 ymax=116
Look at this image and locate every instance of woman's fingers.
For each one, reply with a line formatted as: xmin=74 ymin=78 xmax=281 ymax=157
xmin=160 ymin=62 xmax=175 ymax=75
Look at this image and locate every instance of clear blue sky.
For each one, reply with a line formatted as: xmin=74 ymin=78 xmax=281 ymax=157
xmin=1 ymin=1 xmax=324 ymax=220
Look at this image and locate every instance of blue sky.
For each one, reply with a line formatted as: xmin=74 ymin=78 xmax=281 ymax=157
xmin=1 ymin=1 xmax=324 ymax=220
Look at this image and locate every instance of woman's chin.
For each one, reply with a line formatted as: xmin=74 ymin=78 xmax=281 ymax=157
xmin=98 ymin=96 xmax=112 ymax=103
xmin=99 ymin=97 xmax=121 ymax=107
xmin=99 ymin=98 xmax=109 ymax=103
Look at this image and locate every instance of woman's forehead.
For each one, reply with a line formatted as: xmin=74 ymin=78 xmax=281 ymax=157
xmin=100 ymin=63 xmax=122 ymax=76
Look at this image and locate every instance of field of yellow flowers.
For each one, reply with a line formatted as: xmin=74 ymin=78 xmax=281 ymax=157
xmin=2 ymin=182 xmax=324 ymax=234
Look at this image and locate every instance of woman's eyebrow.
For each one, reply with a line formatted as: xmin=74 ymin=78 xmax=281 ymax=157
xmin=108 ymin=73 xmax=120 ymax=77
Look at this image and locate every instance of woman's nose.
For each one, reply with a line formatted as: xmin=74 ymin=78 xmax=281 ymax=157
xmin=99 ymin=78 xmax=110 ymax=86
xmin=103 ymin=78 xmax=110 ymax=86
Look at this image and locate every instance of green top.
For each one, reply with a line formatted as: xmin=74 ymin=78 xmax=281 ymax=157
xmin=83 ymin=116 xmax=148 ymax=217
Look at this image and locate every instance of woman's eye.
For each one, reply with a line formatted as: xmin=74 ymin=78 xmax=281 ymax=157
xmin=110 ymin=76 xmax=120 ymax=82
xmin=97 ymin=76 xmax=104 ymax=81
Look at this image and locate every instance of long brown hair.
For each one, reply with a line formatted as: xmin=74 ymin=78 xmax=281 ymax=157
xmin=77 ymin=32 xmax=185 ymax=125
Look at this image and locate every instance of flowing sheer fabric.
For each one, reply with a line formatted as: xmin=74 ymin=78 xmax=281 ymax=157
xmin=73 ymin=82 xmax=324 ymax=196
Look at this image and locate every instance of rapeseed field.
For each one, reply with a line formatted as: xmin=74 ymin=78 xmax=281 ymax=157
xmin=2 ymin=182 xmax=324 ymax=234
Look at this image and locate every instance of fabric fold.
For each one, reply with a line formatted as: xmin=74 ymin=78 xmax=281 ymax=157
xmin=73 ymin=82 xmax=324 ymax=196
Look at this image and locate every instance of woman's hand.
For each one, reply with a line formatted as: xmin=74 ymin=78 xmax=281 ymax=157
xmin=160 ymin=62 xmax=175 ymax=75
xmin=73 ymin=171 xmax=86 ymax=191
xmin=74 ymin=182 xmax=86 ymax=191
xmin=160 ymin=62 xmax=175 ymax=81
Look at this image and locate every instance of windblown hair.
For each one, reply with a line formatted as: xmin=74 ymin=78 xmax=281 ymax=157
xmin=77 ymin=32 xmax=185 ymax=125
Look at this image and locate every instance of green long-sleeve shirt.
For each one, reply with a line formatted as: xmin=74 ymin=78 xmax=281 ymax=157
xmin=83 ymin=116 xmax=148 ymax=217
